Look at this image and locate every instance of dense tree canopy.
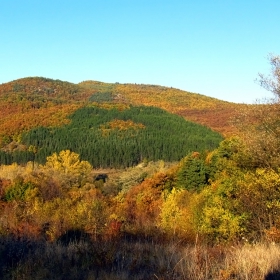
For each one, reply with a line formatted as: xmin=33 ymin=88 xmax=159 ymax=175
xmin=0 ymin=105 xmax=223 ymax=168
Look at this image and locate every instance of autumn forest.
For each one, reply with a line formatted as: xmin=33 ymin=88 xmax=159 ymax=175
xmin=1 ymin=55 xmax=280 ymax=279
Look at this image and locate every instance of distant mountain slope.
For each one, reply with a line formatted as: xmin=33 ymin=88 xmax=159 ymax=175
xmin=0 ymin=77 xmax=90 ymax=101
xmin=79 ymin=81 xmax=243 ymax=135
xmin=0 ymin=76 xmax=243 ymax=147
xmin=1 ymin=105 xmax=223 ymax=168
xmin=0 ymin=77 xmax=92 ymax=144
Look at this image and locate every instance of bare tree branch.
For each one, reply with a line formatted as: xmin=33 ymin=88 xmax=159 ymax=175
xmin=257 ymin=54 xmax=280 ymax=98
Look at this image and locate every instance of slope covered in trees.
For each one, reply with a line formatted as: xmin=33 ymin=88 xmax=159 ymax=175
xmin=0 ymin=104 xmax=223 ymax=168
xmin=80 ymin=81 xmax=244 ymax=135
xmin=0 ymin=76 xmax=245 ymax=147
xmin=0 ymin=77 xmax=92 ymax=145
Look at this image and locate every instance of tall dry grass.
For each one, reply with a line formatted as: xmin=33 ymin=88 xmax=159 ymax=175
xmin=174 ymin=243 xmax=280 ymax=280
xmin=0 ymin=236 xmax=280 ymax=279
xmin=221 ymin=243 xmax=280 ymax=280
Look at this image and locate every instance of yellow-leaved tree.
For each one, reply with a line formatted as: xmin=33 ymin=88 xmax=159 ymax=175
xmin=238 ymin=168 xmax=280 ymax=241
xmin=44 ymin=150 xmax=92 ymax=187
xmin=159 ymin=188 xmax=196 ymax=241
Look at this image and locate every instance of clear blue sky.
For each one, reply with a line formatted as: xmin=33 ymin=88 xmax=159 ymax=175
xmin=1 ymin=1 xmax=279 ymax=103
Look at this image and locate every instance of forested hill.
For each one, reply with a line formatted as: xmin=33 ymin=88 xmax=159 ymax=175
xmin=79 ymin=80 xmax=243 ymax=135
xmin=0 ymin=103 xmax=223 ymax=167
xmin=0 ymin=76 xmax=242 ymax=167
xmin=0 ymin=77 xmax=243 ymax=138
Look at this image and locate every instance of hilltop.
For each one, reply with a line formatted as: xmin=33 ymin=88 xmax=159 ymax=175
xmin=0 ymin=76 xmax=236 ymax=167
xmin=80 ymin=80 xmax=242 ymax=135
xmin=0 ymin=77 xmax=243 ymax=142
xmin=0 ymin=76 xmax=228 ymax=166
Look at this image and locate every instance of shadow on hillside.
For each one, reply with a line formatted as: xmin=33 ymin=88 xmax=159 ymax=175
xmin=265 ymin=271 xmax=280 ymax=280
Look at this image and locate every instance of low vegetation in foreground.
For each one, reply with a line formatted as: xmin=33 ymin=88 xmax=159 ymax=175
xmin=1 ymin=134 xmax=280 ymax=279
xmin=1 ymin=237 xmax=280 ymax=280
